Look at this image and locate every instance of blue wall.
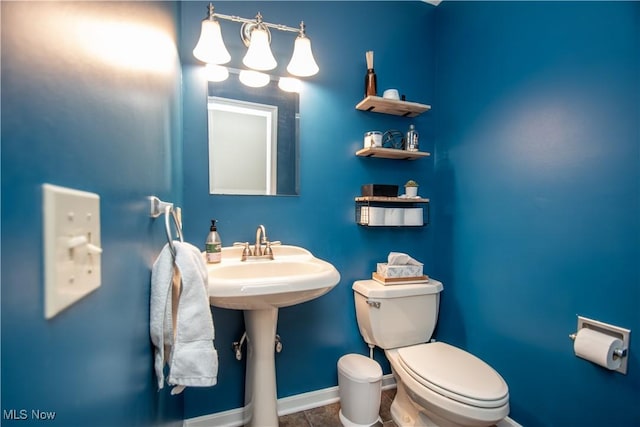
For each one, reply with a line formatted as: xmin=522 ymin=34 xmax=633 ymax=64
xmin=433 ymin=2 xmax=639 ymax=426
xmin=180 ymin=1 xmax=437 ymax=418
xmin=1 ymin=2 xmax=184 ymax=425
xmin=2 ymin=1 xmax=637 ymax=426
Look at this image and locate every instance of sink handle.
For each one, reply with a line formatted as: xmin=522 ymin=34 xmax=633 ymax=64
xmin=242 ymin=242 xmax=252 ymax=260
xmin=233 ymin=242 xmax=253 ymax=260
xmin=264 ymin=241 xmax=274 ymax=258
xmin=262 ymin=241 xmax=280 ymax=260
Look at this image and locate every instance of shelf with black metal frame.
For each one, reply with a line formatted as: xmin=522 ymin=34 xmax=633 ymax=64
xmin=354 ymin=96 xmax=432 ymax=227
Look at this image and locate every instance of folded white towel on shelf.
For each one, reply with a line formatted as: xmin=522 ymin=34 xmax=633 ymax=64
xmin=388 ymin=251 xmax=422 ymax=266
xmin=151 ymin=241 xmax=218 ymax=395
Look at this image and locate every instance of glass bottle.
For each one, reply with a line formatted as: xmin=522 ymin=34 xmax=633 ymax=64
xmin=406 ymin=124 xmax=419 ymax=152
xmin=364 ymin=68 xmax=377 ymax=97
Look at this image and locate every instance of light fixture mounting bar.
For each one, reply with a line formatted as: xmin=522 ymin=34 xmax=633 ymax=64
xmin=213 ymin=12 xmax=300 ymax=34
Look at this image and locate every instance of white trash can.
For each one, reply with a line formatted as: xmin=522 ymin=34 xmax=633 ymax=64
xmin=338 ymin=354 xmax=383 ymax=427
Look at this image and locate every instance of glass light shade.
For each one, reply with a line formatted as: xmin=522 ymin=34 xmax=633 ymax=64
xmin=242 ymin=28 xmax=277 ymax=71
xmin=239 ymin=70 xmax=270 ymax=88
xmin=193 ymin=19 xmax=231 ymax=64
xmin=205 ymin=64 xmax=229 ymax=82
xmin=278 ymin=77 xmax=302 ymax=93
xmin=287 ymin=35 xmax=319 ymax=77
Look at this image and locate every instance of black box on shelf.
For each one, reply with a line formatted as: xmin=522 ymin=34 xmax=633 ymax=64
xmin=361 ymin=184 xmax=398 ymax=197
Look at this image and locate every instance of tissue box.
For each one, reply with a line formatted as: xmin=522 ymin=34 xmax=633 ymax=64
xmin=377 ymin=262 xmax=423 ymax=278
xmin=361 ymin=184 xmax=398 ymax=197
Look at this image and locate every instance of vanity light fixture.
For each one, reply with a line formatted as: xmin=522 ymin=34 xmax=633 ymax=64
xmin=286 ymin=23 xmax=319 ymax=77
xmin=193 ymin=4 xmax=231 ymax=65
xmin=241 ymin=14 xmax=277 ymax=71
xmin=193 ymin=3 xmax=319 ymax=79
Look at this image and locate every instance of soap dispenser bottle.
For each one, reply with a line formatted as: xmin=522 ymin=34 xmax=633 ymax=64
xmin=205 ymin=219 xmax=222 ymax=264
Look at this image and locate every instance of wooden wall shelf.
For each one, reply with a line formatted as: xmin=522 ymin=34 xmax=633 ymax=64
xmin=355 ymin=196 xmax=430 ymax=203
xmin=355 ymin=96 xmax=431 ymax=117
xmin=356 ymin=147 xmax=430 ymax=160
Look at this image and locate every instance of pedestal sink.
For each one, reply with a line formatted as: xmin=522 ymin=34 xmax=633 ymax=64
xmin=206 ymin=245 xmax=340 ymax=427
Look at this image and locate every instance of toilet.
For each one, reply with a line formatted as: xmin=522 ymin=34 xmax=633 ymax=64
xmin=353 ymin=279 xmax=510 ymax=427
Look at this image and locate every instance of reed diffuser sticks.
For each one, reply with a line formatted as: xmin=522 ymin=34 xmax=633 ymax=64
xmin=366 ymin=50 xmax=374 ymax=70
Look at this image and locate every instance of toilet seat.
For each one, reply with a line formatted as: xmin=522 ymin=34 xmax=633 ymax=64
xmin=397 ymin=342 xmax=509 ymax=409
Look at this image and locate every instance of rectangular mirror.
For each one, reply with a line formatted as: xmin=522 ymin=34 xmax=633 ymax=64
xmin=207 ymin=73 xmax=299 ymax=196
xmin=208 ymin=97 xmax=278 ymax=195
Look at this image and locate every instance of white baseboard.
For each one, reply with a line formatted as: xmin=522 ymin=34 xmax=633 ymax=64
xmin=184 ymin=374 xmax=395 ymax=427
xmin=278 ymin=373 xmax=398 ymax=417
xmin=184 ymin=375 xmax=521 ymax=427
xmin=184 ymin=406 xmax=247 ymax=427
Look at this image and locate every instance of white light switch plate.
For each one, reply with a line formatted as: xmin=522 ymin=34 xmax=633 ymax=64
xmin=43 ymin=184 xmax=101 ymax=319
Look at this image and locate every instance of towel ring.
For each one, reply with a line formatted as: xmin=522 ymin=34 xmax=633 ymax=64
xmin=165 ymin=205 xmax=184 ymax=257
xmin=149 ymin=196 xmax=184 ymax=257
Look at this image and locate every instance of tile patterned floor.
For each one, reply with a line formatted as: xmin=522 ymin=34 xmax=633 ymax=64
xmin=278 ymin=388 xmax=398 ymax=427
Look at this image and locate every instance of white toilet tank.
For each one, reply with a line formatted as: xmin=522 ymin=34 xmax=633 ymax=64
xmin=353 ymin=279 xmax=443 ymax=349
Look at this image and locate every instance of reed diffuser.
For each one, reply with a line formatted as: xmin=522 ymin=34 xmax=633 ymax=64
xmin=364 ymin=50 xmax=377 ymax=97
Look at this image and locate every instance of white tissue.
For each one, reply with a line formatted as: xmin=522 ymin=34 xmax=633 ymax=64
xmin=388 ymin=252 xmax=422 ymax=266
xmin=574 ymin=328 xmax=623 ymax=370
xmin=378 ymin=252 xmax=424 ymax=277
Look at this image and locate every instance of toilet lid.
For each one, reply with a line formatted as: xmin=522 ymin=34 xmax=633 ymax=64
xmin=397 ymin=342 xmax=509 ymax=408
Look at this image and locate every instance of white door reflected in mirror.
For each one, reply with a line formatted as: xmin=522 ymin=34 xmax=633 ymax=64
xmin=208 ymin=96 xmax=278 ymax=195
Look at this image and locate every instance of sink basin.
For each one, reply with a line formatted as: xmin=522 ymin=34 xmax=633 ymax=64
xmin=206 ymin=245 xmax=341 ymax=310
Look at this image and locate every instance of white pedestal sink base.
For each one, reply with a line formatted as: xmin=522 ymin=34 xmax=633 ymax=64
xmin=244 ymin=308 xmax=279 ymax=427
xmin=206 ymin=245 xmax=341 ymax=426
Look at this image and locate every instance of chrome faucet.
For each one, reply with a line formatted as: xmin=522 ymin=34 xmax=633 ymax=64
xmin=255 ymin=224 xmax=267 ymax=256
xmin=233 ymin=224 xmax=279 ymax=261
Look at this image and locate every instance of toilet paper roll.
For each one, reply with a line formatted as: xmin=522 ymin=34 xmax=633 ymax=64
xmin=404 ymin=208 xmax=423 ymax=226
xmin=384 ymin=208 xmax=404 ymax=226
xmin=367 ymin=207 xmax=386 ymax=226
xmin=573 ymin=328 xmax=623 ymax=370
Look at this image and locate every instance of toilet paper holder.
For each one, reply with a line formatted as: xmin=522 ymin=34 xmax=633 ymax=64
xmin=569 ymin=315 xmax=631 ymax=374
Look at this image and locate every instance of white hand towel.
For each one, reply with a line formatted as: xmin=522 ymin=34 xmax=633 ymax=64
xmin=387 ymin=252 xmax=422 ymax=266
xmin=151 ymin=241 xmax=218 ymax=394
xmin=167 ymin=241 xmax=217 ymax=391
xmin=150 ymin=244 xmax=175 ymax=390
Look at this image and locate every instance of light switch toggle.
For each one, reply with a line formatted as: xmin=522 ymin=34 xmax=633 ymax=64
xmin=67 ymin=235 xmax=103 ymax=255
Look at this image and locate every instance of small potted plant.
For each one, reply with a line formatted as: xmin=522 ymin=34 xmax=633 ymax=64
xmin=404 ymin=180 xmax=419 ymax=197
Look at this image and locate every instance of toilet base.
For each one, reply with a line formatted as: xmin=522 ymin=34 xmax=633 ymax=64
xmin=390 ymin=377 xmax=445 ymax=427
